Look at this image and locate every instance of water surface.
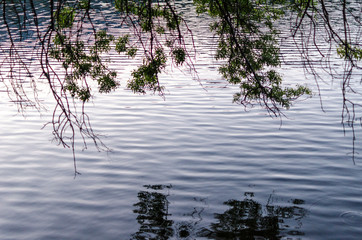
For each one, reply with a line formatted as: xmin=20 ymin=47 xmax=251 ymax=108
xmin=0 ymin=1 xmax=361 ymax=239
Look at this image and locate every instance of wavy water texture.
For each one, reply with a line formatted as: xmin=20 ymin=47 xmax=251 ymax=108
xmin=0 ymin=1 xmax=362 ymax=240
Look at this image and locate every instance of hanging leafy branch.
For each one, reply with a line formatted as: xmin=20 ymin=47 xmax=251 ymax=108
xmin=114 ymin=0 xmax=195 ymax=95
xmin=288 ymin=0 xmax=361 ymax=162
xmin=194 ymin=0 xmax=311 ymax=116
xmin=1 ymin=0 xmax=361 ymax=169
xmin=0 ymin=0 xmax=196 ymax=174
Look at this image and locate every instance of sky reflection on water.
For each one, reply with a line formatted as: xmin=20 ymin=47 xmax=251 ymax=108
xmin=0 ymin=1 xmax=362 ymax=239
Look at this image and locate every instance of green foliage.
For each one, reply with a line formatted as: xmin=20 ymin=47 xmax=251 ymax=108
xmin=127 ymin=48 xmax=138 ymax=58
xmin=115 ymin=35 xmax=129 ymax=53
xmin=172 ymin=47 xmax=186 ymax=66
xmin=55 ymin=6 xmax=75 ymax=29
xmin=194 ymin=0 xmax=311 ymax=111
xmin=97 ymin=72 xmax=118 ymax=93
xmin=51 ymin=0 xmax=311 ymax=109
xmin=50 ymin=27 xmax=119 ymax=101
xmin=113 ymin=0 xmax=191 ymax=95
xmin=128 ymin=48 xmax=167 ymax=94
xmin=78 ymin=0 xmax=90 ymax=10
xmin=115 ymin=35 xmax=138 ymax=58
xmin=5 ymin=0 xmax=360 ymax=166
xmin=92 ymin=30 xmax=115 ymax=53
xmin=337 ymin=44 xmax=362 ymax=61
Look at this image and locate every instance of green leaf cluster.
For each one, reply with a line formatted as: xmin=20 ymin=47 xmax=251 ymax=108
xmin=55 ymin=6 xmax=75 ymax=29
xmin=92 ymin=30 xmax=115 ymax=53
xmin=115 ymin=35 xmax=138 ymax=58
xmin=337 ymin=44 xmax=362 ymax=61
xmin=115 ymin=0 xmax=181 ymax=31
xmin=172 ymin=47 xmax=186 ymax=66
xmin=78 ymin=0 xmax=90 ymax=10
xmin=128 ymin=48 xmax=167 ymax=94
xmin=49 ymin=0 xmax=312 ymax=110
xmin=50 ymin=28 xmax=119 ymax=101
xmin=194 ymin=0 xmax=311 ymax=110
xmin=114 ymin=0 xmax=189 ymax=95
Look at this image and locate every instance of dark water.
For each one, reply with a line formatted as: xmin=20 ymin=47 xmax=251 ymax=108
xmin=0 ymin=1 xmax=361 ymax=239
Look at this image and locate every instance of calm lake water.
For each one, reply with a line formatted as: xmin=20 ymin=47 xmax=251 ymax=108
xmin=0 ymin=1 xmax=362 ymax=239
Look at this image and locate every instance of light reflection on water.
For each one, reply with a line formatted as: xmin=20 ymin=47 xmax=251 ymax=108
xmin=0 ymin=1 xmax=362 ymax=239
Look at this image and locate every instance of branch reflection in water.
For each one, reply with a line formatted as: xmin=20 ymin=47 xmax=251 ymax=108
xmin=131 ymin=185 xmax=307 ymax=239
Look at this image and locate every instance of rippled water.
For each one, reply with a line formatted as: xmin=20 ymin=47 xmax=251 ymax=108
xmin=1 ymin=1 xmax=362 ymax=240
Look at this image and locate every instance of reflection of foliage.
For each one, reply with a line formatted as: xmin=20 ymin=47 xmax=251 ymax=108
xmin=130 ymin=187 xmax=307 ymax=239
xmin=131 ymin=184 xmax=174 ymax=240
xmin=175 ymin=196 xmax=207 ymax=240
xmin=199 ymin=192 xmax=306 ymax=239
xmin=211 ymin=199 xmax=280 ymax=238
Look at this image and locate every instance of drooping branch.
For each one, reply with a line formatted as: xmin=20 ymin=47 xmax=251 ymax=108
xmin=1 ymin=0 xmax=361 ymax=169
xmin=290 ymin=0 xmax=362 ymax=162
xmin=194 ymin=0 xmax=311 ymax=116
xmin=1 ymin=0 xmax=196 ymax=173
xmin=114 ymin=0 xmax=196 ymax=95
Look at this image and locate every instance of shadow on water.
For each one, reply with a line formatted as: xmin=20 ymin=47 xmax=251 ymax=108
xmin=131 ymin=185 xmax=307 ymax=240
